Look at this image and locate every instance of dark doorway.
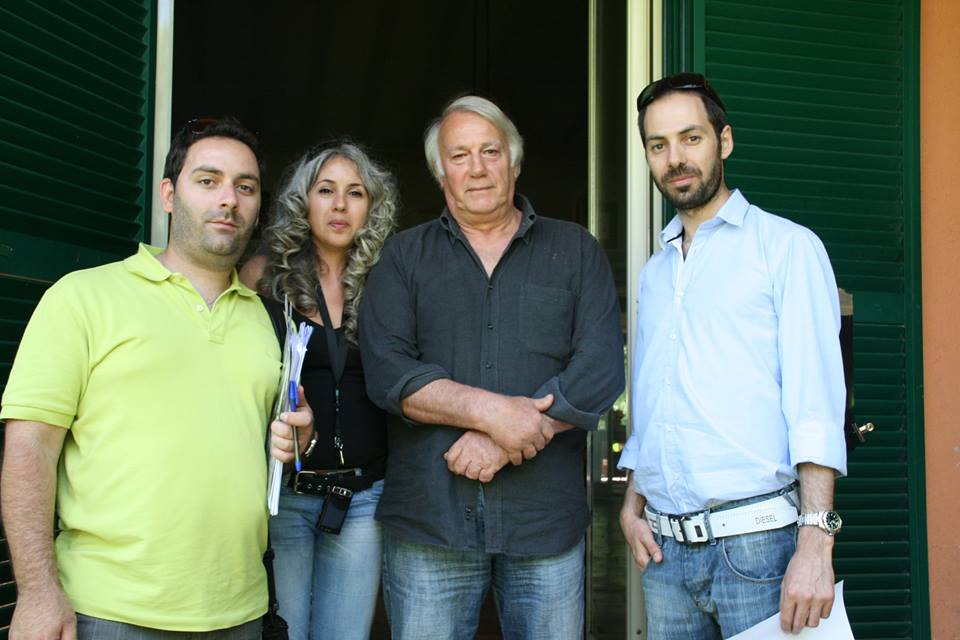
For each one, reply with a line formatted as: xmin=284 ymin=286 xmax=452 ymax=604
xmin=173 ymin=0 xmax=588 ymax=231
xmin=173 ymin=2 xmax=588 ymax=638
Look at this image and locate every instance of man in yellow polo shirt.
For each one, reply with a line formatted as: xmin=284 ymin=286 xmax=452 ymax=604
xmin=0 ymin=118 xmax=312 ymax=639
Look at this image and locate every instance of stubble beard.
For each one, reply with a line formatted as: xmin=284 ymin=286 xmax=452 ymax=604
xmin=170 ymin=197 xmax=254 ymax=271
xmin=653 ymin=149 xmax=724 ymax=213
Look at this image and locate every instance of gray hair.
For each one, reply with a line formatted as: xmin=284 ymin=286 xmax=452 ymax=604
xmin=257 ymin=141 xmax=398 ymax=343
xmin=423 ymin=95 xmax=524 ymax=185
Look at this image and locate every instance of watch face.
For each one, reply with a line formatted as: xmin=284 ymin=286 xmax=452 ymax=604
xmin=823 ymin=511 xmax=843 ymax=534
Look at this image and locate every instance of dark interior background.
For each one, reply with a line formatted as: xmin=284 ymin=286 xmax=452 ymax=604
xmin=173 ymin=0 xmax=588 ymax=232
xmin=174 ymin=2 xmax=588 ymax=637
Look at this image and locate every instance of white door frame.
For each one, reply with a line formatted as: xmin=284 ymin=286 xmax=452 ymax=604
xmin=624 ymin=0 xmax=662 ymax=637
xmin=150 ymin=0 xmax=174 ymax=247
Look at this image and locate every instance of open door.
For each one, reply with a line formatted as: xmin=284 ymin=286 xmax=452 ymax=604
xmin=171 ymin=1 xmax=628 ymax=637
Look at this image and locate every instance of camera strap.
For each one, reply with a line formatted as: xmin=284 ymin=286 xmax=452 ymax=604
xmin=315 ymin=284 xmax=348 ymax=466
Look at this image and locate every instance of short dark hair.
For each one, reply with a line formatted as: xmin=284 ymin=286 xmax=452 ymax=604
xmin=163 ymin=116 xmax=263 ymax=183
xmin=638 ymin=90 xmax=728 ymax=144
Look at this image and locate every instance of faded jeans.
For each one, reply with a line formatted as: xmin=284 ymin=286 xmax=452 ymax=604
xmin=642 ymin=496 xmax=798 ymax=639
xmin=270 ymin=479 xmax=383 ymax=640
xmin=382 ymin=532 xmax=585 ymax=640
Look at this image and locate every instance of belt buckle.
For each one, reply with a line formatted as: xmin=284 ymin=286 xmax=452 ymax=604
xmin=670 ymin=513 xmax=709 ymax=544
xmin=294 ymin=470 xmax=335 ymax=496
xmin=685 ymin=513 xmax=709 ymax=543
xmin=668 ymin=516 xmax=687 ymax=542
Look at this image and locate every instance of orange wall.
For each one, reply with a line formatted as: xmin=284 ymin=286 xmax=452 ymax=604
xmin=921 ymin=1 xmax=960 ymax=637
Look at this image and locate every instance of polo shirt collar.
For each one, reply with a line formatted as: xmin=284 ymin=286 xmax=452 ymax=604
xmin=659 ymin=188 xmax=749 ymax=248
xmin=123 ymin=243 xmax=256 ymax=297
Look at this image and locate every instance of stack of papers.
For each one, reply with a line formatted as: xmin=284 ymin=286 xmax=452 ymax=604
xmin=266 ymin=296 xmax=314 ymax=516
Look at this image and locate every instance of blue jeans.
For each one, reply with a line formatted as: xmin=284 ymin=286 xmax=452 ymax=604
xmin=76 ymin=614 xmax=260 ymax=639
xmin=382 ymin=532 xmax=584 ymax=640
xmin=642 ymin=514 xmax=797 ymax=639
xmin=270 ymin=479 xmax=383 ymax=640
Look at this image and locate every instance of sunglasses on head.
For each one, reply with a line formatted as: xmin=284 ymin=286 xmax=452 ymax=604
xmin=636 ymin=73 xmax=726 ymax=113
xmin=183 ymin=117 xmax=261 ymax=143
xmin=185 ymin=117 xmax=222 ymax=135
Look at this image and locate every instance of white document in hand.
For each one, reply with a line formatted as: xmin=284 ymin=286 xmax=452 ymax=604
xmin=267 ymin=458 xmax=284 ymax=516
xmin=727 ymin=581 xmax=853 ymax=640
xmin=267 ymin=302 xmax=293 ymax=516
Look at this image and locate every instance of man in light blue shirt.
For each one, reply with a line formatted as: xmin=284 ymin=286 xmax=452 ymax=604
xmin=618 ymin=74 xmax=847 ymax=638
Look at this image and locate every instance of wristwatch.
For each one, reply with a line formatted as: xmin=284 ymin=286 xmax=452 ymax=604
xmin=797 ymin=511 xmax=843 ymax=536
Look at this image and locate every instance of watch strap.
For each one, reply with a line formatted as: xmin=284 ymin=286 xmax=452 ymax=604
xmin=797 ymin=510 xmax=841 ymax=535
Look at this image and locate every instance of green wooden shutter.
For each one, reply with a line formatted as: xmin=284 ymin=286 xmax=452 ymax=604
xmin=670 ymin=0 xmax=927 ymax=637
xmin=0 ymin=1 xmax=156 ymax=634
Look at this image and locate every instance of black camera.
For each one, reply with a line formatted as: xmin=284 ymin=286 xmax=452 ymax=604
xmin=317 ymin=486 xmax=352 ymax=534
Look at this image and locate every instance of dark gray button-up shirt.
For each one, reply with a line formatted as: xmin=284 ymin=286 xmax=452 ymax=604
xmin=360 ymin=195 xmax=624 ymax=555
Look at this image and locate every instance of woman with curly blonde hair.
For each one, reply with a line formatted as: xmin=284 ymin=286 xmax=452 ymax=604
xmin=241 ymin=140 xmax=398 ymax=640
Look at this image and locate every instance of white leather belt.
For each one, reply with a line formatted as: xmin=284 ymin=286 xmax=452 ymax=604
xmin=644 ymin=490 xmax=799 ymax=544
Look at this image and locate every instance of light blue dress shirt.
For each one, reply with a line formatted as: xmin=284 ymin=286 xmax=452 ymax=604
xmin=619 ymin=189 xmax=847 ymax=515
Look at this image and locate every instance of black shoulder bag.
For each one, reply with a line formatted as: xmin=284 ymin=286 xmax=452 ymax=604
xmin=261 ymin=543 xmax=289 ymax=639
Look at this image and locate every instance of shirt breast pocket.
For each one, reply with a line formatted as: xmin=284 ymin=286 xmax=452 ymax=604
xmin=521 ymin=284 xmax=575 ymax=360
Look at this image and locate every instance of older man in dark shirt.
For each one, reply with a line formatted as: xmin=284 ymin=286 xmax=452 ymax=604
xmin=360 ymin=95 xmax=624 ymax=639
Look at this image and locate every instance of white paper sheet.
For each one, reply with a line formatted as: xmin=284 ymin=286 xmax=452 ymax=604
xmin=266 ymin=297 xmax=314 ymax=516
xmin=728 ymin=582 xmax=853 ymax=640
xmin=267 ymin=458 xmax=284 ymax=515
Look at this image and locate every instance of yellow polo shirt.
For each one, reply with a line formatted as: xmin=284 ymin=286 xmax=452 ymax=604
xmin=1 ymin=244 xmax=280 ymax=630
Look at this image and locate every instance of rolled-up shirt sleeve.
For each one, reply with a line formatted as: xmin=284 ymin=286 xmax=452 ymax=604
xmin=617 ymin=432 xmax=640 ymax=471
xmin=773 ymin=228 xmax=848 ymax=476
xmin=533 ymin=229 xmax=625 ymax=430
xmin=359 ymin=239 xmax=449 ymax=417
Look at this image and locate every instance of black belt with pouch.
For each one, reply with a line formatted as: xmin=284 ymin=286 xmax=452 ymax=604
xmin=291 ymin=459 xmax=385 ymax=535
xmin=292 ymin=457 xmax=386 ymax=496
